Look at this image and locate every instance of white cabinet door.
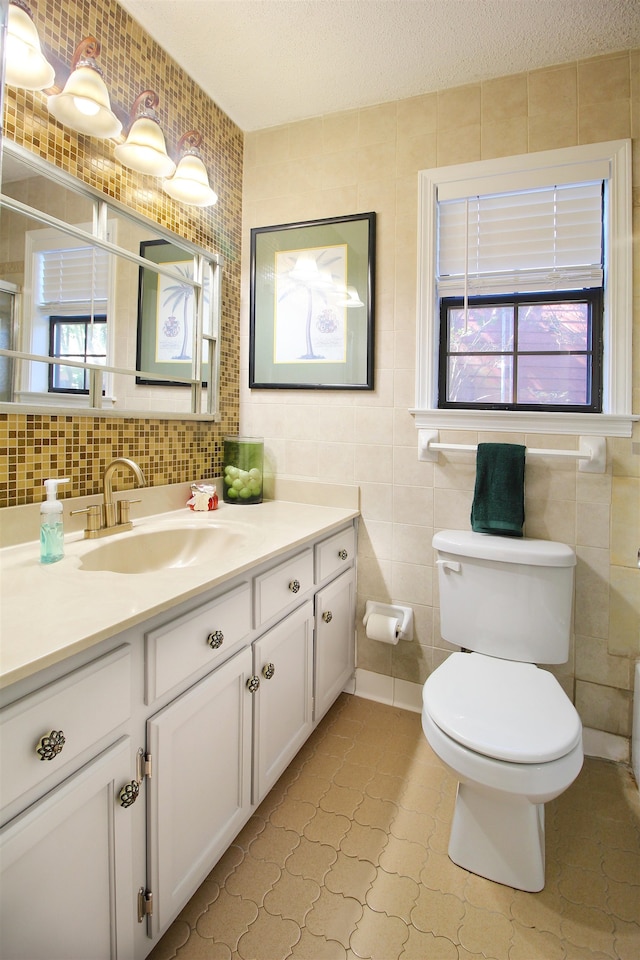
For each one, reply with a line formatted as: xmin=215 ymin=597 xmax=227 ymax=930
xmin=252 ymin=601 xmax=314 ymax=804
xmin=314 ymin=567 xmax=356 ymax=723
xmin=146 ymin=646 xmax=253 ymax=939
xmin=0 ymin=737 xmax=135 ymax=960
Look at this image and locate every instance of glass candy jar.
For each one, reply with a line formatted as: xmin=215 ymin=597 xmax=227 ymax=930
xmin=222 ymin=437 xmax=264 ymax=504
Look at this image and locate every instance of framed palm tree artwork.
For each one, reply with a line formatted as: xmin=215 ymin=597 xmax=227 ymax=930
xmin=249 ymin=212 xmax=376 ymax=389
xmin=136 ymin=239 xmax=205 ymax=386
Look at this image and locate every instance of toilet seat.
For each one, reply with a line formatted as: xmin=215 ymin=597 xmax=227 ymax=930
xmin=424 ymin=652 xmax=582 ymax=764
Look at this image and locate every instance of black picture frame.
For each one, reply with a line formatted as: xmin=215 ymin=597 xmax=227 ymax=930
xmin=136 ymin=239 xmax=198 ymax=386
xmin=249 ymin=212 xmax=376 ymax=389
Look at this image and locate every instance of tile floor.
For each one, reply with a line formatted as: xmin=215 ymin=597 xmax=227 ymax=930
xmin=148 ymin=694 xmax=640 ymax=960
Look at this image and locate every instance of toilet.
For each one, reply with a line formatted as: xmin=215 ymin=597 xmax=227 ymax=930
xmin=422 ymin=529 xmax=583 ymax=892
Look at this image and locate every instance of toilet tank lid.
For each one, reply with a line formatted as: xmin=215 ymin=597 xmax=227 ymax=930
xmin=433 ymin=530 xmax=576 ymax=567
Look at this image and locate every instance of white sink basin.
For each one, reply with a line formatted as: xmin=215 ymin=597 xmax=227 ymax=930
xmin=78 ymin=523 xmax=247 ymax=574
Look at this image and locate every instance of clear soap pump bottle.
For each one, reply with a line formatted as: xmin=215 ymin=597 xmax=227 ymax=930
xmin=40 ymin=478 xmax=70 ymax=564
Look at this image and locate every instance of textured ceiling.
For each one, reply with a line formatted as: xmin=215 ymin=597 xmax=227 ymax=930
xmin=118 ymin=0 xmax=640 ymax=132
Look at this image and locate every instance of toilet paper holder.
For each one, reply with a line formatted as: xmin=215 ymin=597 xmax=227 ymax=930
xmin=363 ymin=600 xmax=414 ymax=642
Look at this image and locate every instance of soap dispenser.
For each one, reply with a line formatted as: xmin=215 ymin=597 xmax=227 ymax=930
xmin=40 ymin=478 xmax=70 ymax=564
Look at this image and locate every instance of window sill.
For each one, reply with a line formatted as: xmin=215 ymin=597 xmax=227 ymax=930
xmin=13 ymin=391 xmax=116 ymax=409
xmin=410 ymin=408 xmax=637 ymax=438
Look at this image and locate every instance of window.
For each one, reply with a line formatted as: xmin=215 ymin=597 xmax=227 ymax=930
xmin=414 ymin=140 xmax=633 ymax=437
xmin=48 ymin=315 xmax=107 ymax=393
xmin=440 ymin=290 xmax=603 ymax=411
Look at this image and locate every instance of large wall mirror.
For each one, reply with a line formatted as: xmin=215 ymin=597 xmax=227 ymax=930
xmin=0 ymin=141 xmax=222 ymax=420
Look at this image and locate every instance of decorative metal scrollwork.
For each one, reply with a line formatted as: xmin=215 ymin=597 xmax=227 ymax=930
xmin=289 ymin=579 xmax=300 ymax=594
xmin=119 ymin=779 xmax=140 ymax=808
xmin=262 ymin=662 xmax=275 ymax=680
xmin=36 ymin=730 xmax=66 ymax=761
xmin=322 ymin=611 xmax=333 ymax=623
xmin=208 ymin=630 xmax=224 ymax=649
xmin=246 ymin=675 xmax=260 ymax=693
xmin=338 ymin=549 xmax=348 ymax=560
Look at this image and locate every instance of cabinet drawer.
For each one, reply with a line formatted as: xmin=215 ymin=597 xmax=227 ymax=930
xmin=145 ymin=581 xmax=251 ymax=703
xmin=315 ymin=525 xmax=356 ymax=584
xmin=0 ymin=645 xmax=131 ymax=813
xmin=254 ymin=549 xmax=313 ymax=628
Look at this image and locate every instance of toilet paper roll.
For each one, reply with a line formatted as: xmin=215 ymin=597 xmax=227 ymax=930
xmin=365 ymin=613 xmax=400 ymax=645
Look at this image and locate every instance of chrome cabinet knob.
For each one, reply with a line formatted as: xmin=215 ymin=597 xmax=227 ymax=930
xmin=36 ymin=730 xmax=66 ymax=761
xmin=338 ymin=549 xmax=348 ymax=560
xmin=262 ymin=662 xmax=275 ymax=680
xmin=208 ymin=630 xmax=224 ymax=649
xmin=289 ymin=579 xmax=301 ymax=594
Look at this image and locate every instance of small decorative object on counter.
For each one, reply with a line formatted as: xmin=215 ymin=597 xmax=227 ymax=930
xmin=187 ymin=482 xmax=218 ymax=511
xmin=223 ymin=436 xmax=264 ymax=504
xmin=40 ymin=477 xmax=70 ymax=564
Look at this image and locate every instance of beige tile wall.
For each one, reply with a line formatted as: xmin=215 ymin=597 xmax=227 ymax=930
xmin=0 ymin=0 xmax=244 ymax=506
xmin=241 ymin=50 xmax=640 ymax=740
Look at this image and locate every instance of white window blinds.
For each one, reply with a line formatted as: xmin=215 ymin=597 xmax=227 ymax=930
xmin=437 ymin=180 xmax=604 ymax=297
xmin=36 ymin=245 xmax=109 ymax=306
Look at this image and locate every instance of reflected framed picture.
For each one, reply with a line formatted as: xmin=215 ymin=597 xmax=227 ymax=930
xmin=249 ymin=212 xmax=376 ymax=389
xmin=136 ymin=239 xmax=197 ymax=386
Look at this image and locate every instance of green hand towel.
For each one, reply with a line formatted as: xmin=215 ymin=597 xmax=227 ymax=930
xmin=470 ymin=442 xmax=525 ymax=537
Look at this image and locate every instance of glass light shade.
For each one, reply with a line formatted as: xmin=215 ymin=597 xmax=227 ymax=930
xmin=5 ymin=2 xmax=55 ymax=90
xmin=114 ymin=116 xmax=176 ymax=177
xmin=47 ymin=64 xmax=122 ymax=137
xmin=162 ymin=154 xmax=218 ymax=207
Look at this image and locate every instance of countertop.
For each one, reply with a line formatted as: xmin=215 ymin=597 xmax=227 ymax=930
xmin=0 ymin=482 xmax=359 ymax=689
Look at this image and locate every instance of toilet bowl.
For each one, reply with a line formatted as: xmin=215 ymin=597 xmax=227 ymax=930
xmin=422 ymin=652 xmax=583 ymax=891
xmin=424 ymin=530 xmax=584 ymax=892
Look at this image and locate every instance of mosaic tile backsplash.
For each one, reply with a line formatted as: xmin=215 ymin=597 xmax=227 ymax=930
xmin=1 ymin=0 xmax=243 ymax=506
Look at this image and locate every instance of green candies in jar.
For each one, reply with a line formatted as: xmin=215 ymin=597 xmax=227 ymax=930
xmin=223 ymin=437 xmax=264 ymax=504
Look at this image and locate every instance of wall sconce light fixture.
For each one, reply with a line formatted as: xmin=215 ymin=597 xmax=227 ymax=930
xmin=47 ymin=37 xmax=122 ymax=138
xmin=114 ymin=90 xmax=176 ymax=177
xmin=4 ymin=0 xmax=55 ymax=90
xmin=162 ymin=131 xmax=218 ymax=207
xmin=343 ymin=285 xmax=364 ymax=307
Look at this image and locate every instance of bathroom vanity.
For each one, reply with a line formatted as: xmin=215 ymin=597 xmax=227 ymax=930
xmin=0 ymin=491 xmax=358 ymax=959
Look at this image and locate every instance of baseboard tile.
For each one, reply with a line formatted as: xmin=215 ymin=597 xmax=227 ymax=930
xmin=582 ymin=726 xmax=630 ymax=764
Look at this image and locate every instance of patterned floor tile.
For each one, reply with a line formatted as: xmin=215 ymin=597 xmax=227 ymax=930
xmin=263 ymin=869 xmax=321 ymax=925
xmin=304 ymin=887 xmax=364 ymax=947
xmin=365 ymin=869 xmax=420 ymax=922
xmin=147 ymin=694 xmax=640 ymax=960
xmin=349 ymin=904 xmax=409 ymax=959
xmin=236 ymin=907 xmax=300 ymax=960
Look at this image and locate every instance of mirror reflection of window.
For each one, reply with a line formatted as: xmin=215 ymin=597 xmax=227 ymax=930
xmin=20 ymin=226 xmax=115 ymax=405
xmin=0 ymin=289 xmax=16 ymax=402
xmin=49 ymin=315 xmax=107 ymax=393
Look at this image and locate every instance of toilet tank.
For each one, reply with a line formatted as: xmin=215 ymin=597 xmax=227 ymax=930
xmin=433 ymin=530 xmax=576 ymax=664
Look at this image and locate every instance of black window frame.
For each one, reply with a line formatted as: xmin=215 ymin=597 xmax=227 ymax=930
xmin=48 ymin=314 xmax=107 ymax=395
xmin=438 ymin=289 xmax=604 ymax=413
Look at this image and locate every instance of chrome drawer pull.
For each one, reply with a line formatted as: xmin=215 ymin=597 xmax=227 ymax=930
xmin=36 ymin=730 xmax=66 ymax=761
xmin=338 ymin=549 xmax=348 ymax=560
xmin=246 ymin=675 xmax=260 ymax=693
xmin=119 ymin=780 xmax=140 ymax=808
xmin=289 ymin=579 xmax=301 ymax=594
xmin=262 ymin=662 xmax=275 ymax=680
xmin=208 ymin=630 xmax=224 ymax=649
xmin=322 ymin=610 xmax=333 ymax=623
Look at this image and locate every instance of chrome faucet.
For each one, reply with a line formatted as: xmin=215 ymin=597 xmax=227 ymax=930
xmin=102 ymin=457 xmax=146 ymax=528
